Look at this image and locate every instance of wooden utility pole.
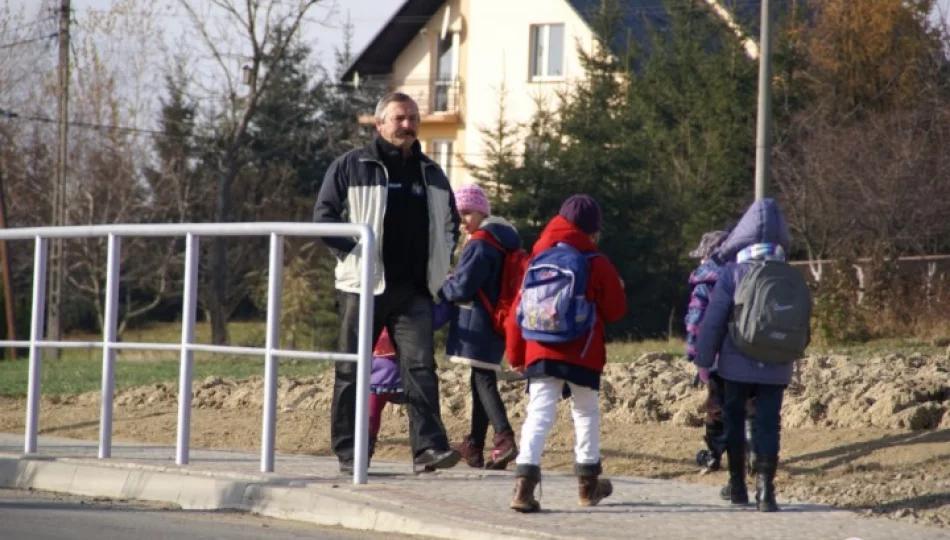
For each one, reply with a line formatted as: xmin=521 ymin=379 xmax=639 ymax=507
xmin=0 ymin=140 xmax=16 ymax=361
xmin=48 ymin=0 xmax=70 ymax=354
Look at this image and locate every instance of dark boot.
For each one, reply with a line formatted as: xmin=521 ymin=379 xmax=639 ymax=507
xmin=485 ymin=430 xmax=517 ymax=470
xmin=453 ymin=436 xmax=484 ymax=469
xmin=697 ymin=423 xmax=724 ymax=473
xmin=576 ymin=462 xmax=613 ymax=507
xmin=755 ymin=454 xmax=779 ymax=512
xmin=368 ymin=435 xmax=377 ymax=468
xmin=510 ymin=464 xmax=541 ymax=513
xmin=745 ymin=417 xmax=758 ymax=475
xmin=719 ymin=446 xmax=749 ymax=504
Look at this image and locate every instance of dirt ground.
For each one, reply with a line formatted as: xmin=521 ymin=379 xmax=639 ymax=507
xmin=3 ymin=352 xmax=950 ymax=528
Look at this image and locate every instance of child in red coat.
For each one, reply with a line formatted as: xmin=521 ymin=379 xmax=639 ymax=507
xmin=507 ymin=195 xmax=627 ymax=513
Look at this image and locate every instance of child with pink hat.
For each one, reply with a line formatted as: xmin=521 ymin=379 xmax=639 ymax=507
xmin=441 ymin=183 xmax=521 ymax=469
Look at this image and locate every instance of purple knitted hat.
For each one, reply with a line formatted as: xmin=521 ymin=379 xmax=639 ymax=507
xmin=558 ymin=194 xmax=602 ymax=235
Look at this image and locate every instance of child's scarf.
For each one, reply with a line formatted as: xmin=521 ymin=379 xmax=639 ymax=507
xmin=736 ymin=243 xmax=786 ymax=264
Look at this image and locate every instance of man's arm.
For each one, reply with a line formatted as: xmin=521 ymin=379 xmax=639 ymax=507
xmin=313 ymin=155 xmax=358 ymax=258
xmin=440 ymin=240 xmax=493 ymax=303
xmin=445 ymin=180 xmax=461 ymax=261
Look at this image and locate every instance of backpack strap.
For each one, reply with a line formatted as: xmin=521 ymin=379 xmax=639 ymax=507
xmin=471 ymin=230 xmax=507 ymax=254
xmin=553 ymin=242 xmax=601 ymax=260
xmin=469 ymin=230 xmax=507 ymax=313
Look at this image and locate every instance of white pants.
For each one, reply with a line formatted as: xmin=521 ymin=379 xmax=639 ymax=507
xmin=515 ymin=377 xmax=600 ymax=466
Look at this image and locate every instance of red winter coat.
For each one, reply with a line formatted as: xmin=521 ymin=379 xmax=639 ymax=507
xmin=506 ymin=216 xmax=627 ymax=373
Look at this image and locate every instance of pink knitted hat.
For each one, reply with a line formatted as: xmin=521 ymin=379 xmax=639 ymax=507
xmin=454 ymin=183 xmax=491 ymax=216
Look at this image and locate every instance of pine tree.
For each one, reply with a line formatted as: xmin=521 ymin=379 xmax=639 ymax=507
xmin=248 ymin=27 xmax=329 ymax=212
xmin=470 ymin=0 xmax=763 ymax=337
xmin=311 ymin=14 xmax=375 ymax=193
xmin=465 ymin=82 xmax=520 ymax=201
xmin=144 ymin=65 xmax=202 ymax=223
xmin=634 ymin=0 xmax=757 ymax=246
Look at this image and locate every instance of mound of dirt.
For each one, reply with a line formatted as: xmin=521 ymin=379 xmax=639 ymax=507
xmin=61 ymin=352 xmax=950 ymax=432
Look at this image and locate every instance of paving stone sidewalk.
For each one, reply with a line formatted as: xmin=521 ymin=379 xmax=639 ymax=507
xmin=0 ymin=434 xmax=946 ymax=540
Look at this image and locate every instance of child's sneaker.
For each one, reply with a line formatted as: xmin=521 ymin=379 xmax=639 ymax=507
xmin=485 ymin=430 xmax=517 ymax=470
xmin=453 ymin=435 xmax=484 ymax=468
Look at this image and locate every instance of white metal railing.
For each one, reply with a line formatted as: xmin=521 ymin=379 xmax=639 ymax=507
xmin=0 ymin=222 xmax=376 ymax=484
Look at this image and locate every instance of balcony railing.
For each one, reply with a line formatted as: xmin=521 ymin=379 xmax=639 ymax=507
xmin=356 ymin=76 xmax=462 ymax=121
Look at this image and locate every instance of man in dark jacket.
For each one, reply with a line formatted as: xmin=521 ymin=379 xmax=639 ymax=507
xmin=313 ymin=92 xmax=461 ymax=473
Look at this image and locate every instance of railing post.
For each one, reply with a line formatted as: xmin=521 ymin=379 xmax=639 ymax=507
xmin=353 ymin=227 xmax=376 ymax=485
xmin=24 ymin=236 xmax=48 ymax=454
xmin=176 ymin=233 xmax=199 ymax=465
xmin=98 ymin=233 xmax=121 ymax=459
xmin=261 ymin=233 xmax=283 ymax=473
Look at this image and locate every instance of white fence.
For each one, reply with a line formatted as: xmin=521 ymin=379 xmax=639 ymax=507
xmin=0 ymin=223 xmax=376 ymax=484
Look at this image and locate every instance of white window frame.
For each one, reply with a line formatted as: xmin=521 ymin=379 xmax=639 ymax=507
xmin=431 ymin=139 xmax=454 ymax=180
xmin=433 ymin=31 xmax=460 ymax=113
xmin=529 ymin=23 xmax=565 ymax=81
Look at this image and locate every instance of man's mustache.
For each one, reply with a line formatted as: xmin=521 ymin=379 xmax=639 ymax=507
xmin=397 ymin=130 xmax=416 ymax=138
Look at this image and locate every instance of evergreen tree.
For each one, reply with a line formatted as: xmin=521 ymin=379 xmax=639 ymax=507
xmin=144 ymin=65 xmax=203 ymax=223
xmin=309 ymin=15 xmax=375 ymax=195
xmin=556 ymin=0 xmax=675 ymax=337
xmin=465 ymin=82 xmax=520 ymax=201
xmin=248 ymin=27 xmax=328 ymax=215
xmin=475 ymin=0 xmax=762 ymax=338
xmin=634 ymin=0 xmax=758 ymax=247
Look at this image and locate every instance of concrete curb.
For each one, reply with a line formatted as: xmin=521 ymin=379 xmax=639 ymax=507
xmin=0 ymin=455 xmax=549 ymax=540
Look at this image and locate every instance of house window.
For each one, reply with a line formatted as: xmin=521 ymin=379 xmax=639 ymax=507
xmin=434 ymin=32 xmax=458 ymax=112
xmin=431 ymin=140 xmax=453 ymax=180
xmin=530 ymin=24 xmax=565 ymax=80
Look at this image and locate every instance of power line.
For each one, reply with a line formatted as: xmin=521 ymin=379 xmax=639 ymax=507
xmin=0 ymin=32 xmax=59 ymax=50
xmin=0 ymin=109 xmax=516 ymax=160
xmin=3 ymin=15 xmax=57 ymax=34
xmin=1 ymin=110 xmax=162 ymax=136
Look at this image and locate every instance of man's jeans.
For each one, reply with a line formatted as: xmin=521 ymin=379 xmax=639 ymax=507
xmin=331 ymin=283 xmax=449 ymax=462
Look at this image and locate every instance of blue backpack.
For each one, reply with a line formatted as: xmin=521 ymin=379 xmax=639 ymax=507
xmin=516 ymin=243 xmax=599 ymax=344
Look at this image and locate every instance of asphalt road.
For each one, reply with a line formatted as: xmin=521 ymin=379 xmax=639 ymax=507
xmin=0 ymin=488 xmax=425 ymax=540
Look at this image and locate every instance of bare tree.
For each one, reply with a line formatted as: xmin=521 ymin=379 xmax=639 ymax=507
xmin=774 ymin=105 xmax=950 ymax=260
xmin=174 ymin=0 xmax=334 ymax=345
xmin=0 ymin=0 xmax=57 ymax=112
xmin=54 ymin=1 xmax=182 ymax=336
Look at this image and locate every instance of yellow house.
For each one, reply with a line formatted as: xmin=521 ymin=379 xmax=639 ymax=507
xmin=342 ymin=0 xmax=759 ymax=187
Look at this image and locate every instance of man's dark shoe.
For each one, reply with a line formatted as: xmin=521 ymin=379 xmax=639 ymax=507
xmin=413 ymin=448 xmax=461 ymax=473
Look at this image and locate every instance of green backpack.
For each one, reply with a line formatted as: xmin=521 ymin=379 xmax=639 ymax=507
xmin=729 ymin=261 xmax=811 ymax=364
